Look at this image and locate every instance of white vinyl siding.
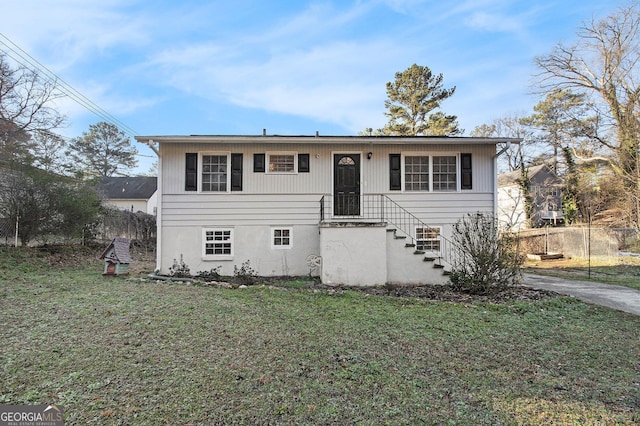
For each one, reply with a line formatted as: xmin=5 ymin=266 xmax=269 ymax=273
xmin=161 ymin=142 xmax=496 ymax=195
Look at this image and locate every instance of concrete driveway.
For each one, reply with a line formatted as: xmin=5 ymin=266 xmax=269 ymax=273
xmin=522 ymin=273 xmax=640 ymax=316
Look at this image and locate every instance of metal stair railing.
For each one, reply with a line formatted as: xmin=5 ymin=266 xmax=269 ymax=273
xmin=319 ymin=194 xmax=458 ymax=269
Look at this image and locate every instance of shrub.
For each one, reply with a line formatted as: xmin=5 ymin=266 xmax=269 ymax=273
xmin=196 ymin=266 xmax=223 ymax=281
xmin=169 ymin=255 xmax=191 ymax=278
xmin=449 ymin=213 xmax=523 ymax=295
xmin=233 ymin=260 xmax=257 ymax=286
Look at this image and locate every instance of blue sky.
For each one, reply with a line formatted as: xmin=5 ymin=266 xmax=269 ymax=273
xmin=2 ymin=0 xmax=617 ymax=174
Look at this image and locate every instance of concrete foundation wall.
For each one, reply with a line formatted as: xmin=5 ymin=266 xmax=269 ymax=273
xmin=160 ymin=225 xmax=321 ymax=277
xmin=319 ymin=222 xmax=387 ymax=286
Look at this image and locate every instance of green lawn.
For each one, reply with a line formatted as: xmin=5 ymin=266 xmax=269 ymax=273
xmin=1 ymin=246 xmax=639 ymax=424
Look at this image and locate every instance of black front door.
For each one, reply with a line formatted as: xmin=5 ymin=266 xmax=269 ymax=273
xmin=334 ymin=154 xmax=360 ymax=216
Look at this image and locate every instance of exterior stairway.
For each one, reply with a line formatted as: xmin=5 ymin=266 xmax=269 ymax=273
xmin=386 ymin=228 xmax=452 ymax=277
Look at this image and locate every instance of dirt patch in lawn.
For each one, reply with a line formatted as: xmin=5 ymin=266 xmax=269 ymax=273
xmin=290 ymin=282 xmax=559 ymax=303
xmin=222 ymin=276 xmax=560 ymax=304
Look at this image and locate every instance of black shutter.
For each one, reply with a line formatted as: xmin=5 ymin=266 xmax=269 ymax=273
xmin=231 ymin=153 xmax=243 ymax=191
xmin=389 ymin=154 xmax=401 ymax=190
xmin=185 ymin=153 xmax=197 ymax=191
xmin=298 ymin=153 xmax=310 ymax=173
xmin=253 ymin=153 xmax=265 ymax=172
xmin=461 ymin=153 xmax=472 ymax=190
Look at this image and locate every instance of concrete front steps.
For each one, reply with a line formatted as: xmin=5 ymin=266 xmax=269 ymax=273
xmin=386 ymin=228 xmax=451 ymax=285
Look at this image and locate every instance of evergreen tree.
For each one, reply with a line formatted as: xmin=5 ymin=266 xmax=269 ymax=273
xmin=382 ymin=64 xmax=461 ymax=136
xmin=67 ymin=122 xmax=138 ymax=177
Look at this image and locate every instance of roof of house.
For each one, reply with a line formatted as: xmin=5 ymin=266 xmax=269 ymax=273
xmin=498 ymin=164 xmax=558 ymax=187
xmin=99 ymin=176 xmax=157 ymax=200
xmin=135 ymin=134 xmax=522 ymax=146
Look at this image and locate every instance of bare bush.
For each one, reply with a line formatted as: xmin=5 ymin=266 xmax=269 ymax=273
xmin=449 ymin=213 xmax=524 ymax=295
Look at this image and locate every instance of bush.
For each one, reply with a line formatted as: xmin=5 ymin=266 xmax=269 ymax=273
xmin=232 ymin=260 xmax=257 ymax=286
xmin=169 ymin=255 xmax=191 ymax=278
xmin=196 ymin=266 xmax=223 ymax=281
xmin=449 ymin=213 xmax=523 ymax=295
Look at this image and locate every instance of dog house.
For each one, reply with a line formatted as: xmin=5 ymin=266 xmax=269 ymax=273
xmin=100 ymin=237 xmax=134 ymax=276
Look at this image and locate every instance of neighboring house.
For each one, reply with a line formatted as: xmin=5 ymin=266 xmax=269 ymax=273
xmin=497 ymin=164 xmax=564 ymax=231
xmin=135 ymin=134 xmax=520 ymax=286
xmin=99 ymin=176 xmax=158 ymax=215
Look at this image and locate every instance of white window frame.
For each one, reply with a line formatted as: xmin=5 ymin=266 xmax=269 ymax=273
xmin=271 ymin=227 xmax=293 ymax=250
xmin=199 ymin=152 xmax=231 ymax=193
xmin=415 ymin=226 xmax=441 ymax=253
xmin=202 ymin=228 xmax=234 ymax=260
xmin=266 ymin=152 xmax=297 ymax=174
xmin=402 ymin=153 xmax=459 ymax=192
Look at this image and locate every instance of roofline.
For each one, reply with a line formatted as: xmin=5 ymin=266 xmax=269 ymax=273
xmin=135 ymin=134 xmax=522 ymax=145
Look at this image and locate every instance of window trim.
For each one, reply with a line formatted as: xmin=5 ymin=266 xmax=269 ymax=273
xmin=199 ymin=152 xmax=231 ymax=193
xmin=271 ymin=227 xmax=293 ymax=250
xmin=266 ymin=151 xmax=298 ymax=174
xmin=401 ymin=152 xmax=460 ymax=192
xmin=202 ymin=227 xmax=234 ymax=260
xmin=415 ymin=226 xmax=441 ymax=253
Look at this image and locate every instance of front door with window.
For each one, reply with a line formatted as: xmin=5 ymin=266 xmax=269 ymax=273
xmin=333 ymin=154 xmax=360 ymax=216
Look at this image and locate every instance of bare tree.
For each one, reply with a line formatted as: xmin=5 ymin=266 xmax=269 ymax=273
xmin=28 ymin=130 xmax=68 ymax=173
xmin=0 ymin=53 xmax=66 ymax=161
xmin=535 ymin=3 xmax=640 ymax=227
xmin=471 ymin=112 xmax=532 ymax=172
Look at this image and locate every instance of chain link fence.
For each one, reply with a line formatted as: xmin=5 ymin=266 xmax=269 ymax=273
xmin=0 ymin=207 xmax=156 ymax=252
xmin=517 ymin=226 xmax=637 ymax=258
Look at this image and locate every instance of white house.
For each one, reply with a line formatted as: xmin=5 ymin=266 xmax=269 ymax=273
xmin=497 ymin=164 xmax=564 ymax=231
xmin=99 ymin=176 xmax=158 ymax=215
xmin=135 ymin=134 xmax=519 ymax=286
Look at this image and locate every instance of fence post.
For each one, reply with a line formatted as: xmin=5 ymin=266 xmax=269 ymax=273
xmin=14 ymin=214 xmax=19 ymax=247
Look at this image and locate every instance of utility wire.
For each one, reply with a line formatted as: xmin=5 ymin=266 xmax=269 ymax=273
xmin=0 ymin=33 xmax=139 ymax=137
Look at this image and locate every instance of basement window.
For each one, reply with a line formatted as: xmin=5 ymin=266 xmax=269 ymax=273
xmin=203 ymin=228 xmax=234 ymax=259
xmin=415 ymin=226 xmax=441 ymax=252
xmin=272 ymin=227 xmax=293 ymax=249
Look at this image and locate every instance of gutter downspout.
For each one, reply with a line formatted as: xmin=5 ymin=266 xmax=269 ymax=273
xmin=149 ymin=139 xmax=162 ymax=274
xmin=493 ymin=141 xmax=512 ymax=218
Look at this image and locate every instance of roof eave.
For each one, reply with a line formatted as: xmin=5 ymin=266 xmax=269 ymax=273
xmin=134 ymin=135 xmax=522 ymax=145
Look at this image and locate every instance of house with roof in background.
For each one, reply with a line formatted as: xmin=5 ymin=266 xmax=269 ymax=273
xmin=135 ymin=133 xmax=519 ymax=286
xmin=497 ymin=164 xmax=564 ymax=231
xmin=99 ymin=176 xmax=158 ymax=215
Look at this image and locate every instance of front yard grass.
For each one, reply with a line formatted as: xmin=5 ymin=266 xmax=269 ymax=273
xmin=1 ymin=246 xmax=639 ymax=424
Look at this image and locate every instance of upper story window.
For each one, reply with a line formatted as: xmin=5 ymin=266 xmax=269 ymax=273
xmin=403 ymin=155 xmax=457 ymax=192
xmin=268 ymin=153 xmax=296 ymax=173
xmin=432 ymin=156 xmax=457 ymax=191
xmin=202 ymin=154 xmax=228 ymax=192
xmin=405 ymin=156 xmax=429 ymax=191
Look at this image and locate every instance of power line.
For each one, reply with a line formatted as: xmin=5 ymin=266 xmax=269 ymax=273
xmin=0 ymin=33 xmax=139 ymax=137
